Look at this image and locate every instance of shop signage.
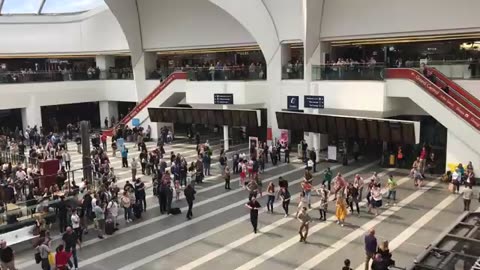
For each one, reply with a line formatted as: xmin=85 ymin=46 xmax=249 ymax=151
xmin=287 ymin=96 xmax=299 ymax=110
xmin=304 ymin=95 xmax=324 ymax=109
xmin=214 ymin=93 xmax=234 ymax=105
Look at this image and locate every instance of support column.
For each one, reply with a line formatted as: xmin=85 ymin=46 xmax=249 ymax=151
xmin=21 ymin=97 xmax=42 ymax=132
xmin=99 ymin=101 xmax=119 ymax=129
xmin=132 ymin=52 xmax=158 ymax=100
xmin=223 ymin=125 xmax=229 ymax=151
xmin=95 ymin=55 xmax=115 ymax=79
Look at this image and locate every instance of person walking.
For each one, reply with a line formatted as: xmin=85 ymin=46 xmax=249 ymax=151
xmin=266 ymin=182 xmax=275 ymax=213
xmin=278 ymin=186 xmax=291 ymax=217
xmin=0 ymin=241 xmax=16 ymax=270
xmin=62 ymin=226 xmax=81 ymax=270
xmin=131 ymin=158 xmax=138 ymax=181
xmin=245 ymin=196 xmax=261 ymax=233
xmin=318 ymin=184 xmax=330 ymax=221
xmin=463 ymin=184 xmax=474 ymax=211
xmin=322 ymin=167 xmax=333 ymax=191
xmin=184 ymin=184 xmax=196 ymax=220
xmin=386 ymin=174 xmax=397 ymax=206
xmin=364 ymin=229 xmax=378 ymax=270
xmin=224 ymin=165 xmax=231 ymax=190
xmin=335 ymin=187 xmax=348 ymax=226
xmin=57 ymin=196 xmax=68 ymax=233
xmin=297 ymin=206 xmax=312 ymax=243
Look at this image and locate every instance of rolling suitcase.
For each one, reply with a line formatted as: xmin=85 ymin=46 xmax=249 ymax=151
xmin=105 ymin=219 xmax=115 ymax=235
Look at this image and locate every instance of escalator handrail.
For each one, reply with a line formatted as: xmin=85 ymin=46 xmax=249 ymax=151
xmin=428 ymin=67 xmax=480 ymax=116
xmin=102 ymin=71 xmax=187 ymax=136
xmin=119 ymin=71 xmax=187 ymax=125
xmin=386 ymin=68 xmax=480 ymax=131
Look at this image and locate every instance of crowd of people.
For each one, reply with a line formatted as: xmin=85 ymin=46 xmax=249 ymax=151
xmin=150 ymin=61 xmax=267 ymax=81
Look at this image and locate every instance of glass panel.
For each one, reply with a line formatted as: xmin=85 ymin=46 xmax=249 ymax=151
xmin=147 ymin=65 xmax=267 ymax=81
xmin=312 ymin=64 xmax=385 ymax=81
xmin=1 ymin=0 xmax=42 ymax=14
xmin=41 ymin=0 xmax=105 ymax=14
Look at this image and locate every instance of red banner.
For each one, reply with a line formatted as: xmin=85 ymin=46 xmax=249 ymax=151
xmin=103 ymin=72 xmax=187 ymax=136
xmin=387 ymin=68 xmax=480 ymax=131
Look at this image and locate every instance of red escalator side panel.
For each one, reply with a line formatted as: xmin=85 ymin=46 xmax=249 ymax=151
xmin=428 ymin=68 xmax=480 ymax=116
xmin=103 ymin=72 xmax=187 ymax=137
xmin=386 ymin=68 xmax=480 ymax=131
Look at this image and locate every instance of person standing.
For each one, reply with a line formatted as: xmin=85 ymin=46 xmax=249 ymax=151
xmin=463 ymin=185 xmax=473 ymax=211
xmin=297 ymin=207 xmax=311 ymax=243
xmin=106 ymin=198 xmax=119 ymax=229
xmin=62 ymin=150 xmax=71 ymax=171
xmin=284 ymin=144 xmax=290 ymax=163
xmin=62 ymin=226 xmax=81 ymax=270
xmin=364 ymin=229 xmax=378 ymax=270
xmin=224 ymin=165 xmax=231 ymax=190
xmin=93 ymin=201 xmax=105 ymax=239
xmin=57 ymin=196 xmax=68 ymax=233
xmin=245 ymin=196 xmax=261 ymax=234
xmin=266 ymin=182 xmax=275 ymax=213
xmin=131 ymin=158 xmax=138 ymax=180
xmin=134 ymin=178 xmax=146 ymax=212
xmin=101 ymin=133 xmax=107 ymax=151
xmin=70 ymin=208 xmax=82 ymax=242
xmin=309 ymin=149 xmax=317 ymax=172
xmin=120 ymin=191 xmax=133 ymax=223
xmin=184 ymin=184 xmax=196 ymax=220
xmin=121 ymin=146 xmax=128 ymax=168
xmin=104 ymin=117 xmax=109 ymax=129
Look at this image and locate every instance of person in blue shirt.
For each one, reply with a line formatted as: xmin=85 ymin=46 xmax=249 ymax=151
xmin=121 ymin=146 xmax=129 ymax=168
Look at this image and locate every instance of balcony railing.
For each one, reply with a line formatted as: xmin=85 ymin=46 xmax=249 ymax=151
xmin=312 ymin=63 xmax=385 ymax=81
xmin=148 ymin=66 xmax=267 ymax=81
xmin=282 ymin=64 xmax=304 ymax=80
xmin=0 ymin=70 xmax=133 ymax=84
xmin=401 ymin=60 xmax=480 ymax=80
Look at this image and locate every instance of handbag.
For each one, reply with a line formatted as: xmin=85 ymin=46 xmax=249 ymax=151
xmin=448 ymin=182 xmax=455 ymax=193
xmin=34 ymin=252 xmax=41 ymax=264
xmin=48 ymin=252 xmax=55 ymax=266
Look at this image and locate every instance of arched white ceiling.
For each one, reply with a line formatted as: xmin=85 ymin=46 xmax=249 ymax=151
xmin=262 ymin=0 xmax=303 ymax=42
xmin=104 ymin=0 xmax=143 ymax=66
xmin=209 ymin=0 xmax=280 ymax=64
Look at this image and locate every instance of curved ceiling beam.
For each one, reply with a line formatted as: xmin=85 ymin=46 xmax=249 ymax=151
xmin=104 ymin=0 xmax=143 ymax=66
xmin=209 ymin=0 xmax=280 ymax=64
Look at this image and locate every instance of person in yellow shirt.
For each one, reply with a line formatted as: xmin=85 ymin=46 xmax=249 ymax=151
xmin=386 ymin=175 xmax=397 ymax=206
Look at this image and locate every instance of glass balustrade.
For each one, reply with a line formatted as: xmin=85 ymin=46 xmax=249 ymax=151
xmin=0 ymin=70 xmax=133 ymax=84
xmin=312 ymin=63 xmax=385 ymax=81
xmin=147 ymin=65 xmax=267 ymax=81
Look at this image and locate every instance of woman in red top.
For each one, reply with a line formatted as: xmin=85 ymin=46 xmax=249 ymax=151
xmin=55 ymin=245 xmax=72 ymax=270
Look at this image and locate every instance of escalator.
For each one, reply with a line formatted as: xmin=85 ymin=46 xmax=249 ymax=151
xmin=427 ymin=67 xmax=480 ymax=119
xmin=386 ymin=68 xmax=480 ymax=159
xmin=103 ymin=72 xmax=188 ymax=136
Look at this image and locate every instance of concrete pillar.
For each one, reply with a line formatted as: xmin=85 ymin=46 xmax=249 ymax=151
xmin=21 ymin=97 xmax=42 ymax=132
xmin=132 ymin=52 xmax=158 ymax=100
xmin=223 ymin=105 xmax=229 ymax=151
xmin=99 ymin=101 xmax=119 ymax=129
xmin=95 ymin=55 xmax=115 ymax=79
xmin=223 ymin=125 xmax=229 ymax=151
